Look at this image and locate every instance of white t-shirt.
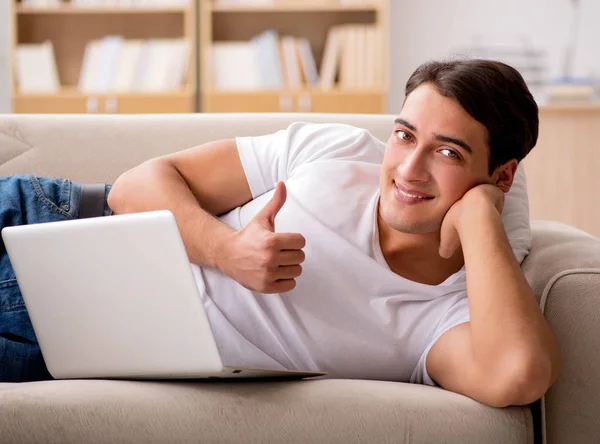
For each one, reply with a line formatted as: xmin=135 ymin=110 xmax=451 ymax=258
xmin=190 ymin=122 xmax=532 ymax=385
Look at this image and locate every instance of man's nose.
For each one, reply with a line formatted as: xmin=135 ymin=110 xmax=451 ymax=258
xmin=399 ymin=147 xmax=431 ymax=183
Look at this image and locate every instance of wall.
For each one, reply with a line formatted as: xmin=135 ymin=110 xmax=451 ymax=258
xmin=388 ymin=0 xmax=600 ymax=112
xmin=0 ymin=0 xmax=10 ymax=113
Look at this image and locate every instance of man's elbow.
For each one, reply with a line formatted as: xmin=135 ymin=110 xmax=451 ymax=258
xmin=107 ymin=159 xmax=167 ymax=214
xmin=106 ymin=170 xmax=134 ymax=214
xmin=483 ymin=354 xmax=560 ymax=408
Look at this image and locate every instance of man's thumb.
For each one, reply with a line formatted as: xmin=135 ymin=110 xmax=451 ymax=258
xmin=255 ymin=181 xmax=287 ymax=231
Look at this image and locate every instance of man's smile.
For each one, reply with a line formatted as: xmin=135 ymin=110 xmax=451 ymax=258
xmin=393 ymin=182 xmax=434 ymax=205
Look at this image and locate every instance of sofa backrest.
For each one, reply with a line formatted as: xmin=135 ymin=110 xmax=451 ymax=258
xmin=0 ymin=114 xmax=394 ymax=183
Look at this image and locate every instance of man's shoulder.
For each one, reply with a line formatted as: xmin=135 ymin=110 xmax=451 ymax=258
xmin=280 ymin=122 xmax=385 ymax=166
xmin=286 ymin=121 xmax=374 ymax=139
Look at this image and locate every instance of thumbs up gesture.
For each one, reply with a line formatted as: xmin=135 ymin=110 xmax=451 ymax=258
xmin=216 ymin=182 xmax=306 ymax=293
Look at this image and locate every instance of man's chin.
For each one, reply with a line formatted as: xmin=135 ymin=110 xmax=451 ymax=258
xmin=388 ymin=221 xmax=441 ymax=235
xmin=382 ymin=212 xmax=442 ymax=235
xmin=378 ymin=199 xmax=442 ymax=235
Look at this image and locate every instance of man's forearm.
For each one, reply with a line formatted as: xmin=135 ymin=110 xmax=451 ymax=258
xmin=458 ymin=205 xmax=560 ymax=397
xmin=108 ymin=159 xmax=235 ymax=268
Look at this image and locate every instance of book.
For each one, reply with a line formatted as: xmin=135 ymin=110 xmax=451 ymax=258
xmin=355 ymin=25 xmax=367 ymax=88
xmin=297 ymin=38 xmax=319 ymax=87
xmin=339 ymin=26 xmax=356 ymax=89
xmin=252 ymin=30 xmax=284 ymax=89
xmin=280 ymin=36 xmax=302 ymax=89
xmin=211 ymin=41 xmax=261 ymax=90
xmin=320 ymin=27 xmax=343 ymax=90
xmin=113 ymin=40 xmax=145 ymax=92
xmin=80 ymin=37 xmax=189 ymax=93
xmin=138 ymin=39 xmax=178 ymax=92
xmin=78 ymin=40 xmax=102 ymax=92
xmin=95 ymin=36 xmax=123 ymax=93
xmin=16 ymin=41 xmax=60 ymax=93
xmin=166 ymin=39 xmax=190 ymax=90
xmin=546 ymin=83 xmax=595 ymax=101
xmin=373 ymin=26 xmax=383 ymax=87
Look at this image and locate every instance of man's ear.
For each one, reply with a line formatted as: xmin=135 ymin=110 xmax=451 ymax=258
xmin=492 ymin=160 xmax=518 ymax=193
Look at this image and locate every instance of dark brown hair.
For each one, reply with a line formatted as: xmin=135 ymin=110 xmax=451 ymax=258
xmin=405 ymin=59 xmax=539 ymax=175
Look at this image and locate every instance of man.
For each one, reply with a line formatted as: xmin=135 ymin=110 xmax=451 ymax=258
xmin=0 ymin=59 xmax=560 ymax=408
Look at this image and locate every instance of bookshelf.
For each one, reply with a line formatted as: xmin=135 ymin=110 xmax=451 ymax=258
xmin=10 ymin=0 xmax=197 ymax=114
xmin=199 ymin=0 xmax=389 ymax=113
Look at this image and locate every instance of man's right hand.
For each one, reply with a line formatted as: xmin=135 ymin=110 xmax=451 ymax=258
xmin=215 ymin=181 xmax=306 ymax=293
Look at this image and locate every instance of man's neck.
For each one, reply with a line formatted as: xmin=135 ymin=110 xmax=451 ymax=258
xmin=377 ymin=211 xmax=464 ymax=286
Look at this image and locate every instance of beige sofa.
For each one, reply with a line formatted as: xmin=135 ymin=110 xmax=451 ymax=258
xmin=0 ymin=113 xmax=599 ymax=444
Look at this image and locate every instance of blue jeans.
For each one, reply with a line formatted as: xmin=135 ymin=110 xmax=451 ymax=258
xmin=0 ymin=175 xmax=111 ymax=382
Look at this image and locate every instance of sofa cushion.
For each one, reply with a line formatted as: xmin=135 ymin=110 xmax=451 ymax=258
xmin=0 ymin=379 xmax=532 ymax=444
xmin=0 ymin=114 xmax=394 ymax=182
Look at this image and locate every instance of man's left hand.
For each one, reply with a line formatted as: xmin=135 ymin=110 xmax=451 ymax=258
xmin=439 ymin=184 xmax=505 ymax=259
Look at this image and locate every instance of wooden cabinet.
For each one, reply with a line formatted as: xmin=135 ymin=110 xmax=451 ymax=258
xmin=199 ymin=0 xmax=389 ymax=114
xmin=525 ymin=105 xmax=600 ymax=238
xmin=10 ymin=1 xmax=197 ymax=114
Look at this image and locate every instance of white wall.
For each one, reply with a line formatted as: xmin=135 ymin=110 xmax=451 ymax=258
xmin=0 ymin=0 xmax=10 ymax=113
xmin=388 ymin=0 xmax=600 ymax=112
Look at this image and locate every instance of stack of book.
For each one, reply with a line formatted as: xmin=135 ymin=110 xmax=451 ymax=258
xmin=211 ymin=25 xmax=382 ymax=91
xmin=78 ymin=37 xmax=190 ymax=93
xmin=321 ymin=24 xmax=383 ymax=90
xmin=546 ymin=78 xmax=595 ymax=103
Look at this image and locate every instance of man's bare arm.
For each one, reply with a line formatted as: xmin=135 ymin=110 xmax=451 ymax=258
xmin=107 ymin=140 xmax=250 ymax=268
xmin=107 ymin=140 xmax=305 ymax=293
xmin=427 ymin=186 xmax=561 ymax=407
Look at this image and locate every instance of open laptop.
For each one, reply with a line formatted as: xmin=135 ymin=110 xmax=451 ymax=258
xmin=1 ymin=210 xmax=325 ymax=380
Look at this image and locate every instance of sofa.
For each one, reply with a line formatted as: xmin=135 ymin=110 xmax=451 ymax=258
xmin=0 ymin=113 xmax=599 ymax=444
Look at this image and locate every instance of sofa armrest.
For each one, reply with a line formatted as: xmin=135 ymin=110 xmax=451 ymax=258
xmin=522 ymin=221 xmax=600 ymax=444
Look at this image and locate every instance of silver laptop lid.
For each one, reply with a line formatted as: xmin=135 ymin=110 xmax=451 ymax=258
xmin=2 ymin=210 xmax=225 ymax=379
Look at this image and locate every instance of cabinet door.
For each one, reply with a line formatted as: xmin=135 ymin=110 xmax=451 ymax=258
xmin=13 ymin=95 xmax=92 ymax=114
xmin=203 ymin=91 xmax=294 ymax=113
xmin=301 ymin=91 xmax=385 ymax=114
xmin=108 ymin=94 xmax=195 ymax=114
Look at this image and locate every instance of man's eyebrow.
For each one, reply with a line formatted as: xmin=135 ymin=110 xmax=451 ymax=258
xmin=394 ymin=117 xmax=473 ymax=155
xmin=434 ymin=135 xmax=473 ymax=154
xmin=394 ymin=118 xmax=416 ymax=132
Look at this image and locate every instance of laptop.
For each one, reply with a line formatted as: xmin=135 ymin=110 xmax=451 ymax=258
xmin=1 ymin=210 xmax=325 ymax=380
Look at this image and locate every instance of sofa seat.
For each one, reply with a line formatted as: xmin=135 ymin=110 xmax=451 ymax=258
xmin=0 ymin=379 xmax=532 ymax=444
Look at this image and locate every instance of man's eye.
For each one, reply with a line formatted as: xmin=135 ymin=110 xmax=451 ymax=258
xmin=440 ymin=149 xmax=460 ymax=160
xmin=396 ymin=130 xmax=412 ymax=141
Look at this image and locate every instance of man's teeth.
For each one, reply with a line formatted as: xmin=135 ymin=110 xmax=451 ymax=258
xmin=399 ymin=188 xmax=429 ymax=199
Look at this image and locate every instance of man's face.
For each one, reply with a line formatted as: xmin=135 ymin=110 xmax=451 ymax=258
xmin=379 ymin=83 xmax=492 ymax=235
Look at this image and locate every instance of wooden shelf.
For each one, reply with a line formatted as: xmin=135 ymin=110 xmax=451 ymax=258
xmin=539 ymin=102 xmax=600 ymax=112
xmin=11 ymin=0 xmax=197 ymax=114
xmin=15 ymin=86 xmax=195 ymax=98
xmin=14 ymin=87 xmax=195 ymax=113
xmin=16 ymin=4 xmax=190 ymax=14
xmin=205 ymin=87 xmax=385 ymax=94
xmin=210 ymin=1 xmax=382 ymax=13
xmin=204 ymin=89 xmax=385 ymax=113
xmin=200 ymin=0 xmax=389 ymax=113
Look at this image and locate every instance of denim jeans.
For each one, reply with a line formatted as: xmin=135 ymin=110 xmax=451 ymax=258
xmin=0 ymin=175 xmax=111 ymax=382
